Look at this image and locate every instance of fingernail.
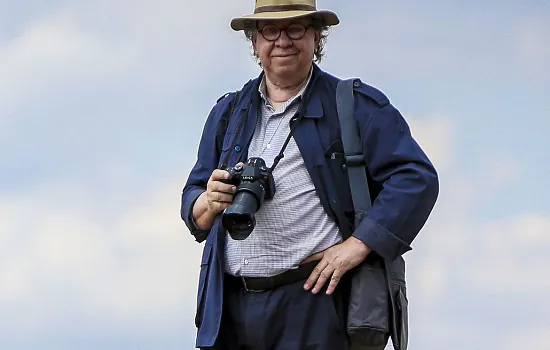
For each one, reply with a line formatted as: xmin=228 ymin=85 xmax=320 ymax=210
xmin=304 ymin=283 xmax=309 ymax=290
xmin=312 ymin=288 xmax=318 ymax=294
xmin=232 ymin=186 xmax=236 ymax=192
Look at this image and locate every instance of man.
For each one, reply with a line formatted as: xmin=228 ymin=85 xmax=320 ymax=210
xmin=181 ymin=1 xmax=439 ymax=349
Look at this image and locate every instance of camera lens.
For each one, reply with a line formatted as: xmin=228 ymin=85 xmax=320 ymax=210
xmin=222 ymin=183 xmax=264 ymax=240
xmin=222 ymin=212 xmax=256 ymax=240
xmin=221 ymin=157 xmax=276 ymax=240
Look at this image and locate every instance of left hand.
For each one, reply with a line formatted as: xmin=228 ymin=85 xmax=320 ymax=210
xmin=302 ymin=236 xmax=372 ymax=295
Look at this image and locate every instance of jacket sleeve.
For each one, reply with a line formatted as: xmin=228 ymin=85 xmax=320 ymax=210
xmin=180 ymin=94 xmax=233 ymax=243
xmin=351 ymin=92 xmax=440 ymax=261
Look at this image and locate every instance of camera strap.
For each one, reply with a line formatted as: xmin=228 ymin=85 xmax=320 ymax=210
xmin=269 ymin=79 xmax=316 ymax=174
xmin=219 ymin=70 xmax=316 ymax=174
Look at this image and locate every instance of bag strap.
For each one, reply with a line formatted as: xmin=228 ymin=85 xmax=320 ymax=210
xmin=335 ymin=78 xmax=402 ymax=350
xmin=335 ymin=79 xmax=372 ymax=229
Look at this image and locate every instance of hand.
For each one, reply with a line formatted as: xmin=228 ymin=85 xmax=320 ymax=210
xmin=203 ymin=162 xmax=243 ymax=214
xmin=302 ymin=236 xmax=372 ymax=295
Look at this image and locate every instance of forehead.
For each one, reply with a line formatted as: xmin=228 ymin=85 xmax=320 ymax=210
xmin=256 ymin=16 xmax=312 ymax=28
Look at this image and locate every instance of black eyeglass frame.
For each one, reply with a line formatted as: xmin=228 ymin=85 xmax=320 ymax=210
xmin=256 ymin=23 xmax=313 ymax=41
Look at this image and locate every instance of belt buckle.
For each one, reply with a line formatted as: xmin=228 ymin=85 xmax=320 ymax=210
xmin=241 ymin=276 xmax=265 ymax=293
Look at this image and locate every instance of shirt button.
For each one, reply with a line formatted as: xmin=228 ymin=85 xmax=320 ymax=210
xmin=244 ymin=259 xmax=249 ymax=265
xmin=234 ymin=145 xmax=241 ymax=152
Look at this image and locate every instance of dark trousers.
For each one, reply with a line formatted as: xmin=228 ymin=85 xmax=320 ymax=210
xmin=206 ymin=274 xmax=351 ymax=350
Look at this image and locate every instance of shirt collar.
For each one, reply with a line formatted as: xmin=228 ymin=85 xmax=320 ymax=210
xmin=258 ymin=66 xmax=313 ymax=108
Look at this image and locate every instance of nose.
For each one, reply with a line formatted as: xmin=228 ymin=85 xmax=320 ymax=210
xmin=275 ymin=29 xmax=292 ymax=47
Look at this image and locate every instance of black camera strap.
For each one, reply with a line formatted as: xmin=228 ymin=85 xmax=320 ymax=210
xmin=268 ymin=110 xmax=300 ymax=173
xmin=269 ymin=77 xmax=316 ymax=174
xmin=219 ymin=70 xmax=316 ymax=174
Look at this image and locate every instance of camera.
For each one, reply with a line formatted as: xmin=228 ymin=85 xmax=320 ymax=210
xmin=221 ymin=157 xmax=276 ymax=240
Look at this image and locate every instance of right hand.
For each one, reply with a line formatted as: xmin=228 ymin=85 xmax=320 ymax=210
xmin=203 ymin=164 xmax=242 ymax=214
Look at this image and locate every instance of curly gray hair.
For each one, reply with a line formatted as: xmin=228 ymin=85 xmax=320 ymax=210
xmin=242 ymin=17 xmax=331 ymax=66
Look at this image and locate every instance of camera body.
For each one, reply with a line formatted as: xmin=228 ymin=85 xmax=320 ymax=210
xmin=221 ymin=157 xmax=276 ymax=240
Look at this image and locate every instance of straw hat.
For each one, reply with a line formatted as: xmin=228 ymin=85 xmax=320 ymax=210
xmin=230 ymin=0 xmax=340 ymax=31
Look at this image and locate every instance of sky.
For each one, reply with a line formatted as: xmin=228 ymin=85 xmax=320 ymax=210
xmin=0 ymin=0 xmax=549 ymax=349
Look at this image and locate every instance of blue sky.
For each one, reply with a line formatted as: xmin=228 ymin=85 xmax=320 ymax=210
xmin=1 ymin=1 xmax=549 ymax=349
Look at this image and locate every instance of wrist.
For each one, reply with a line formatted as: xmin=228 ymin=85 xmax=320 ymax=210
xmin=192 ymin=192 xmax=216 ymax=229
xmin=348 ymin=235 xmax=372 ymax=255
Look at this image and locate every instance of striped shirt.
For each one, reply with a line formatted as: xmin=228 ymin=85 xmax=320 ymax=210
xmin=224 ymin=70 xmax=343 ymax=277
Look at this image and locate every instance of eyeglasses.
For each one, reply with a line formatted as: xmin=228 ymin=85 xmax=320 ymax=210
xmin=258 ymin=23 xmax=310 ymax=41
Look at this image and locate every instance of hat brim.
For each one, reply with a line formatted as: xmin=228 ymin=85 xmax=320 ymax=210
xmin=230 ymin=10 xmax=340 ymax=31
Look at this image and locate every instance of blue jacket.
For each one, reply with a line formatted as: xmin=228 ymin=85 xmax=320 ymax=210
xmin=180 ymin=64 xmax=439 ymax=348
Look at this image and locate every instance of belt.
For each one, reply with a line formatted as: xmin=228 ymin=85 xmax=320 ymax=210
xmin=225 ymin=260 xmax=319 ymax=292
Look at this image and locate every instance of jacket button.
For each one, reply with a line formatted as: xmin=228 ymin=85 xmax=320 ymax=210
xmin=353 ymin=80 xmax=361 ymax=88
xmin=234 ymin=145 xmax=241 ymax=152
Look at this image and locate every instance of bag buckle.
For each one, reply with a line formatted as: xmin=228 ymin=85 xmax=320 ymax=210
xmin=345 ymin=153 xmax=365 ymax=167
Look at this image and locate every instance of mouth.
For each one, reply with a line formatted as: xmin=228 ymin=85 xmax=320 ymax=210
xmin=273 ymin=53 xmax=297 ymax=58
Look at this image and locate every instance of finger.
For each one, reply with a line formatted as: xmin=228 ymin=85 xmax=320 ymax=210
xmin=312 ymin=264 xmax=335 ymax=294
xmin=212 ymin=192 xmax=234 ymax=204
xmin=300 ymin=251 xmax=324 ymax=264
xmin=210 ymin=201 xmax=231 ymax=213
xmin=326 ymin=267 xmax=345 ymax=295
xmin=211 ymin=169 xmax=231 ymax=181
xmin=304 ymin=259 xmax=328 ymax=291
xmin=210 ymin=181 xmax=237 ymax=195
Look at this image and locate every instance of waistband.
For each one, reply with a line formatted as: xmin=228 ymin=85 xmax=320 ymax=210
xmin=224 ymin=260 xmax=319 ymax=292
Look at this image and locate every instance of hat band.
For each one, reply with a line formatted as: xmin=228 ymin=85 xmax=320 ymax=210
xmin=254 ymin=4 xmax=316 ymax=14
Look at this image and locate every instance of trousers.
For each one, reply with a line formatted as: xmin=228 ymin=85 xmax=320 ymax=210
xmin=204 ymin=273 xmax=351 ymax=350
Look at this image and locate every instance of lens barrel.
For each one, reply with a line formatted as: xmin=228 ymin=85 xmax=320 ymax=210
xmin=222 ymin=182 xmax=265 ymax=240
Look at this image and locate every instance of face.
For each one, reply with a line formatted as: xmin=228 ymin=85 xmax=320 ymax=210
xmin=252 ymin=17 xmax=319 ymax=81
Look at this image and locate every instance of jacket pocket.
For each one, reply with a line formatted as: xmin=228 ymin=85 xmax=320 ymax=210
xmin=325 ymin=150 xmax=355 ymax=217
xmin=194 ymin=242 xmax=212 ymax=328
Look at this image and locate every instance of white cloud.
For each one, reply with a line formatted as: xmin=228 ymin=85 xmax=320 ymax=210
xmin=0 ymin=9 xmax=136 ymax=120
xmin=0 ymin=163 xmax=203 ymax=337
xmin=515 ymin=17 xmax=550 ymax=78
xmin=408 ymin=164 xmax=550 ymax=299
xmin=407 ymin=116 xmax=454 ymax=172
xmin=394 ymin=112 xmax=550 ymax=346
xmin=507 ymin=328 xmax=550 ymax=349
xmin=469 ymin=213 xmax=550 ymax=295
xmin=1 ymin=1 xmax=549 ymax=349
xmin=0 ymin=0 xmax=254 ymax=123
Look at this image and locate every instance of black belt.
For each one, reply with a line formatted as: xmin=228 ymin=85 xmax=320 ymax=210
xmin=225 ymin=260 xmax=319 ymax=292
